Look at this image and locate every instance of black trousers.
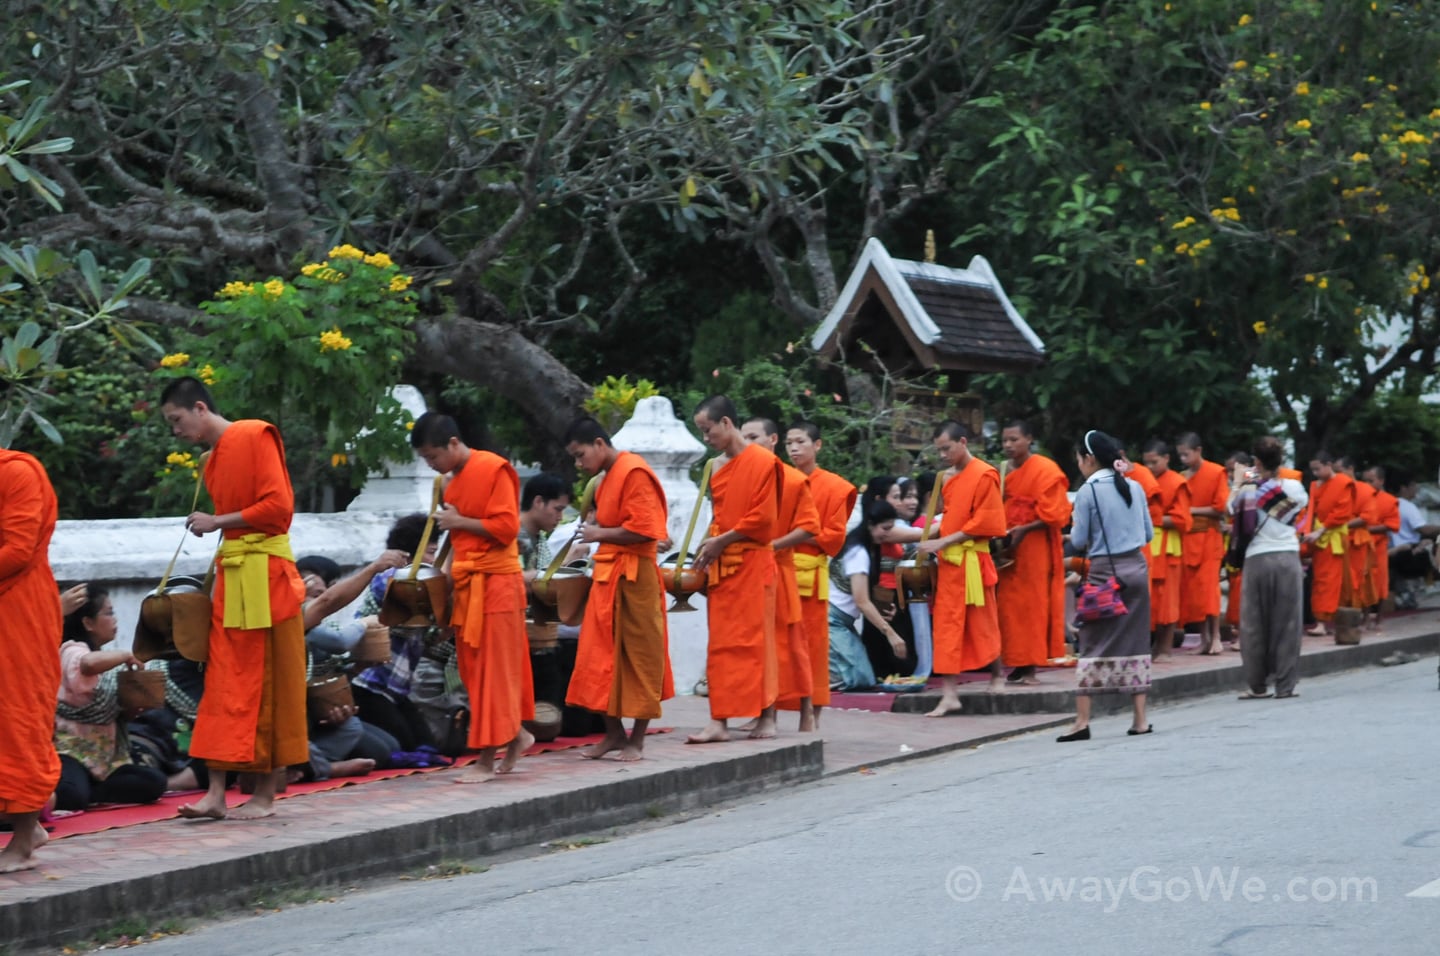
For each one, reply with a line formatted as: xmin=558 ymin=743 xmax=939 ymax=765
xmin=55 ymin=754 xmax=166 ymax=811
xmin=351 ymin=686 xmax=435 ymax=752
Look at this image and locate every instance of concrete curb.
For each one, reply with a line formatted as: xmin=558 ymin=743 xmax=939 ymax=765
xmin=3 ymin=741 xmax=822 ymax=954
xmin=892 ymin=629 xmax=1440 ymax=716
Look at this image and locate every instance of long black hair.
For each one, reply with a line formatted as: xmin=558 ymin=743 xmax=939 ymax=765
xmin=844 ymin=499 xmax=899 ymax=581
xmin=1080 ymin=429 xmax=1133 ymax=506
xmin=62 ymin=585 xmax=110 ymax=647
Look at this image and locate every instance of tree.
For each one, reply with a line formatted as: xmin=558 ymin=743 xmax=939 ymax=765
xmin=1 ymin=0 xmax=1045 ymax=458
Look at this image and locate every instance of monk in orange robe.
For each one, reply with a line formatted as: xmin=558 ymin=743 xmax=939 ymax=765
xmin=0 ymin=450 xmax=63 ymax=872
xmin=689 ymin=395 xmax=780 ymax=743
xmin=741 ymin=418 xmax=821 ymax=731
xmin=784 ymin=421 xmax=856 ymax=732
xmin=1177 ymin=433 xmax=1229 ymax=654
xmin=413 ymin=412 xmax=534 ymax=782
xmin=1339 ymin=458 xmax=1378 ymax=610
xmin=1362 ymin=466 xmax=1401 ymax=629
xmin=563 ymin=417 xmax=674 ymax=761
xmin=917 ymin=420 xmax=1006 ymax=717
xmin=996 ymin=421 xmax=1071 ymax=684
xmin=1303 ymin=451 xmax=1357 ymax=631
xmin=161 ymin=377 xmax=308 ymax=820
xmin=1142 ymin=440 xmax=1193 ymax=659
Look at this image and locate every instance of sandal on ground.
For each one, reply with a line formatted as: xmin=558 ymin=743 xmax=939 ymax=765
xmin=1237 ymin=690 xmax=1273 ymax=700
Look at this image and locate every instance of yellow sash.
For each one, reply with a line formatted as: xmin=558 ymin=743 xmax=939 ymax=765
xmin=219 ymin=532 xmax=295 ymax=629
xmin=792 ymin=552 xmax=829 ymax=600
xmin=1150 ymin=529 xmax=1182 ymax=557
xmin=938 ymin=538 xmax=991 ymax=606
xmin=1316 ymin=526 xmax=1347 ymax=555
xmin=451 ymin=544 xmax=523 ymax=648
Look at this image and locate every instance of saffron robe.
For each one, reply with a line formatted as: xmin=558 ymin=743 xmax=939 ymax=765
xmin=447 ymin=451 xmax=532 ymax=748
xmin=1152 ymin=469 xmax=1193 ymax=628
xmin=191 ymin=421 xmax=309 ymax=772
xmin=1348 ymin=483 xmax=1379 ymax=608
xmin=932 ymin=459 xmax=1006 ymax=675
xmin=704 ymin=443 xmax=780 ymax=720
xmin=1180 ymin=459 xmax=1229 ymax=622
xmin=787 ymin=467 xmax=855 ymax=709
xmin=1370 ymin=490 xmax=1401 ymax=602
xmin=996 ymin=454 xmax=1072 ymax=667
xmin=0 ymin=451 xmax=63 ymax=815
xmin=1309 ymin=474 xmax=1357 ymax=621
xmin=773 ymin=461 xmax=822 ymax=706
xmin=567 ymin=451 xmax=674 ymax=718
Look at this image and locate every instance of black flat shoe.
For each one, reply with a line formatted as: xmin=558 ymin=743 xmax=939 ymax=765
xmin=1127 ymin=725 xmax=1153 ymax=735
xmin=1056 ymin=727 xmax=1091 ymax=742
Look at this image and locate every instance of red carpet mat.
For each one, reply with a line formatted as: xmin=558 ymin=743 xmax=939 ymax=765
xmin=3 ymin=729 xmax=670 ymax=846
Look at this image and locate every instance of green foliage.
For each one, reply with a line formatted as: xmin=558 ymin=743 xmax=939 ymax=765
xmin=1333 ymin=391 xmax=1440 ymax=484
xmin=583 ymin=375 xmax=658 ymax=433
xmin=178 ymin=246 xmax=418 ymax=486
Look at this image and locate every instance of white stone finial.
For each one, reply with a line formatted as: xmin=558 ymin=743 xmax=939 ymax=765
xmin=612 ymin=396 xmax=709 ymax=555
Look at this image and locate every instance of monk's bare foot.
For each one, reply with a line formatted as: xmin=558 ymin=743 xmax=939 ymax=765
xmin=498 ymin=728 xmax=535 ymax=773
xmin=0 ymin=846 xmax=38 ymax=874
xmin=924 ymin=698 xmax=962 ymax=718
xmin=685 ymin=721 xmax=731 ymax=744
xmin=748 ymin=714 xmax=777 ymax=739
xmin=177 ymin=797 xmax=227 ymax=821
xmin=330 ymin=758 xmax=376 ymax=778
xmin=285 ymin=767 xmax=306 ymax=786
xmin=455 ymin=763 xmax=494 ymax=784
xmin=735 ymin=718 xmax=759 ymax=733
xmin=228 ymin=801 xmax=276 ymax=821
xmin=987 ymin=676 xmax=1006 ymax=693
xmin=618 ymin=742 xmax=644 ymax=762
xmin=798 ymin=701 xmax=816 ymax=733
xmin=580 ymin=734 xmax=626 ymax=760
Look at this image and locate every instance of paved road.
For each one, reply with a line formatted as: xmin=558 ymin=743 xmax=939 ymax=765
xmin=139 ymin=662 xmax=1439 ymax=955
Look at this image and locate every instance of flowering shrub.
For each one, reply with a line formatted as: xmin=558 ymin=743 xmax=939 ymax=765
xmin=163 ymin=246 xmax=419 ymax=485
xmin=583 ymin=374 xmax=659 ymax=432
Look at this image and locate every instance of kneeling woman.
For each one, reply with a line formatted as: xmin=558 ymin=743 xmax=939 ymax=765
xmin=828 ymin=501 xmax=909 ymax=691
xmin=1060 ymin=431 xmax=1154 ymax=741
xmin=55 ymin=589 xmax=169 ymax=809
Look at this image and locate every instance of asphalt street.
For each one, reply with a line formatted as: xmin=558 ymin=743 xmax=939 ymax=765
xmin=137 ymin=661 xmax=1439 ymax=956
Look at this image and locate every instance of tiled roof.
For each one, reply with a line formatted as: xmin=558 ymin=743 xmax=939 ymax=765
xmin=904 ymin=274 xmax=1044 ymax=367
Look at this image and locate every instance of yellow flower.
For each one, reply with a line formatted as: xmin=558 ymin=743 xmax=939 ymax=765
xmin=1252 ymin=320 xmax=1267 ymax=335
xmin=318 ymin=327 xmax=354 ymax=352
xmin=1171 ymin=216 xmax=1196 ymax=230
xmin=1295 ymin=82 xmax=1310 ymax=96
xmin=1199 ymin=101 xmax=1212 ymax=111
xmin=388 ymin=274 xmax=413 ymax=293
xmin=1237 ymin=14 xmax=1253 ymax=26
xmin=1232 ymin=60 xmax=1248 ymax=70
xmin=166 ymin=451 xmax=193 ymax=467
xmin=1351 ymin=152 xmax=1370 ymax=163
xmin=1210 ymin=207 xmax=1242 ymax=222
xmin=1135 ymin=258 xmax=1147 ymax=266
xmin=199 ymin=364 xmax=217 ymax=385
xmin=330 ymin=453 xmax=349 ymax=468
xmin=1174 ymin=242 xmax=1191 ymax=254
xmin=262 ymin=278 xmax=285 ymax=299
xmin=1375 ymin=203 xmax=1390 ymax=214
xmin=160 ymin=352 xmax=190 ymax=369
xmin=300 ymin=263 xmax=325 ymax=277
xmin=1222 ymin=196 xmax=1237 ymax=206
xmin=1304 ymin=274 xmax=1316 ymax=284
xmin=1398 ymin=130 xmax=1427 ymax=145
xmin=405 ymin=421 xmax=415 ymax=431
xmin=218 ymin=281 xmax=253 ymax=298
xmin=328 ymin=244 xmax=365 ymax=261
xmin=1318 ymin=277 xmax=1329 ymax=289
xmin=1247 ymin=185 xmax=1256 ymax=194
xmin=1293 ymin=118 xmax=1312 ymax=130
xmin=363 ymin=252 xmax=394 ymax=268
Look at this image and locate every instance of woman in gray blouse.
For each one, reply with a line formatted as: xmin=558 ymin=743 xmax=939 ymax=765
xmin=1058 ymin=430 xmax=1154 ymax=741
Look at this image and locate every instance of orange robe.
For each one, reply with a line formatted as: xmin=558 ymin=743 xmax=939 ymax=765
xmin=997 ymin=454 xmax=1072 ymax=667
xmin=447 ymin=451 xmax=532 ymax=748
xmin=0 ymin=451 xmax=63 ymax=815
xmin=773 ymin=462 xmax=822 ymax=706
xmin=704 ymin=443 xmax=780 ymax=720
xmin=1309 ymin=474 xmax=1357 ymax=621
xmin=788 ymin=468 xmax=855 ymax=709
xmin=1348 ymin=483 xmax=1379 ymax=608
xmin=1180 ymin=459 xmax=1229 ymax=622
xmin=1128 ymin=464 xmax=1162 ymax=579
xmin=1371 ymin=490 xmax=1401 ymax=602
xmin=191 ymin=421 xmax=309 ymax=772
xmin=567 ymin=451 xmax=674 ymax=718
xmin=1151 ymin=470 xmax=1193 ymax=628
xmin=932 ymin=459 xmax=1006 ymax=674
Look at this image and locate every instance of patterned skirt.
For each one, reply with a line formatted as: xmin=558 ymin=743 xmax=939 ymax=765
xmin=1075 ymin=549 xmax=1152 ymax=696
